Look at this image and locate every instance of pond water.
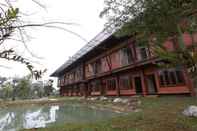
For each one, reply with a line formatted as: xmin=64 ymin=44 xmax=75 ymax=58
xmin=0 ymin=103 xmax=121 ymax=131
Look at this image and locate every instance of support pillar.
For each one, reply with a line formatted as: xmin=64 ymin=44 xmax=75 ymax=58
xmin=116 ymin=75 xmax=120 ymax=97
xmin=154 ymin=70 xmax=161 ymax=95
xmin=82 ymin=83 xmax=88 ymax=98
xmin=141 ymin=70 xmax=148 ymax=96
xmin=183 ymin=68 xmax=196 ymax=96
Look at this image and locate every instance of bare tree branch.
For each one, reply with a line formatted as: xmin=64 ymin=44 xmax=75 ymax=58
xmin=0 ymin=0 xmax=87 ymax=79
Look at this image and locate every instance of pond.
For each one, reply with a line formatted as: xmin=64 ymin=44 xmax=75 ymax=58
xmin=0 ymin=103 xmax=122 ymax=131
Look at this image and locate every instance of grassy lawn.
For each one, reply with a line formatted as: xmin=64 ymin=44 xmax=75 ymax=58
xmin=0 ymin=97 xmax=82 ymax=108
xmin=24 ymin=96 xmax=197 ymax=131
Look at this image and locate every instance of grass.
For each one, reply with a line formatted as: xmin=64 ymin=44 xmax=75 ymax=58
xmin=0 ymin=97 xmax=82 ymax=108
xmin=23 ymin=96 xmax=197 ymax=131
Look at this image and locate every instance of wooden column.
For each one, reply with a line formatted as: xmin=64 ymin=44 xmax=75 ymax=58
xmin=116 ymin=75 xmax=120 ymax=96
xmin=154 ymin=70 xmax=161 ymax=95
xmin=71 ymin=87 xmax=73 ymax=96
xmin=79 ymin=84 xmax=83 ymax=96
xmin=84 ymin=83 xmax=88 ymax=97
xmin=183 ymin=68 xmax=196 ymax=96
xmin=100 ymin=79 xmax=104 ymax=96
xmin=82 ymin=61 xmax=89 ymax=97
xmin=60 ymin=86 xmax=63 ymax=96
xmin=102 ymin=79 xmax=107 ymax=96
xmin=141 ymin=70 xmax=148 ymax=96
xmin=68 ymin=88 xmax=70 ymax=96
xmin=64 ymin=87 xmax=66 ymax=96
xmin=84 ymin=85 xmax=87 ymax=97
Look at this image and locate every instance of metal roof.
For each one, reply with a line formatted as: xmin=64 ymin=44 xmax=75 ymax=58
xmin=51 ymin=27 xmax=115 ymax=77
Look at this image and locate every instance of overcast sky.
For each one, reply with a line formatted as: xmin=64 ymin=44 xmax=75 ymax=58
xmin=0 ymin=0 xmax=105 ymax=81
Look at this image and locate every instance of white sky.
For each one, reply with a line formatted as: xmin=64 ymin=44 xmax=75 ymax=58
xmin=0 ymin=0 xmax=106 ymax=82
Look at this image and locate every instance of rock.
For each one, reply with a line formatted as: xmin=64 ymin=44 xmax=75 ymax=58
xmin=100 ymin=96 xmax=108 ymax=101
xmin=133 ymin=109 xmax=142 ymax=113
xmin=137 ymin=100 xmax=142 ymax=105
xmin=128 ymin=98 xmax=138 ymax=102
xmin=49 ymin=99 xmax=58 ymax=101
xmin=108 ymin=99 xmax=113 ymax=102
xmin=121 ymin=99 xmax=129 ymax=104
xmin=113 ymin=98 xmax=123 ymax=103
xmin=89 ymin=97 xmax=98 ymax=101
xmin=86 ymin=97 xmax=90 ymax=101
xmin=36 ymin=97 xmax=48 ymax=101
xmin=183 ymin=105 xmax=197 ymax=117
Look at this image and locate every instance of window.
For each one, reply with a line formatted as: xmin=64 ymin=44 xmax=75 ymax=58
xmin=60 ymin=76 xmax=64 ymax=85
xmin=101 ymin=57 xmax=110 ymax=72
xmin=95 ymin=59 xmax=102 ymax=74
xmin=92 ymin=80 xmax=101 ymax=92
xmin=69 ymin=87 xmax=73 ymax=93
xmin=164 ymin=71 xmax=170 ymax=85
xmin=58 ymin=79 xmax=61 ymax=86
xmin=120 ymin=46 xmax=133 ymax=66
xmin=65 ymin=88 xmax=69 ymax=93
xmin=85 ymin=64 xmax=94 ymax=76
xmin=159 ymin=69 xmax=185 ymax=87
xmin=140 ymin=47 xmax=148 ymax=60
xmin=76 ymin=66 xmax=83 ymax=81
xmin=72 ymin=73 xmax=74 ymax=82
xmin=75 ymin=86 xmax=79 ymax=93
xmin=159 ymin=74 xmax=165 ymax=86
xmin=111 ymin=52 xmax=120 ymax=68
xmin=106 ymin=79 xmax=117 ymax=91
xmin=69 ymin=72 xmax=75 ymax=83
xmin=176 ymin=70 xmax=184 ymax=83
xmin=64 ymin=75 xmax=68 ymax=85
xmin=170 ymin=71 xmax=176 ymax=85
xmin=85 ymin=65 xmax=90 ymax=76
xmin=119 ymin=75 xmax=132 ymax=90
xmin=90 ymin=63 xmax=95 ymax=74
xmin=68 ymin=73 xmax=74 ymax=83
xmin=88 ymin=63 xmax=94 ymax=75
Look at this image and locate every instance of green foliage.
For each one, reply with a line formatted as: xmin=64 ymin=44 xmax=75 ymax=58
xmin=0 ymin=76 xmax=52 ymax=100
xmin=101 ymin=0 xmax=197 ymax=77
xmin=22 ymin=97 xmax=197 ymax=131
xmin=31 ymin=81 xmax=44 ymax=98
xmin=7 ymin=8 xmax=19 ymax=19
xmin=101 ymin=0 xmax=197 ymax=37
xmin=0 ymin=1 xmax=46 ymax=80
xmin=0 ymin=83 xmax=13 ymax=100
xmin=15 ymin=77 xmax=31 ymax=99
xmin=44 ymin=79 xmax=54 ymax=96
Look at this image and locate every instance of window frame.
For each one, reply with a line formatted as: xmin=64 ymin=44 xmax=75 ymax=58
xmin=120 ymin=46 xmax=134 ymax=66
xmin=106 ymin=78 xmax=117 ymax=91
xmin=119 ymin=74 xmax=133 ymax=90
xmin=139 ymin=47 xmax=149 ymax=60
xmin=159 ymin=68 xmax=185 ymax=87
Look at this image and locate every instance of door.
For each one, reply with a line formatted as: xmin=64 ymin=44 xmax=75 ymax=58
xmin=146 ymin=74 xmax=157 ymax=94
xmin=134 ymin=76 xmax=143 ymax=94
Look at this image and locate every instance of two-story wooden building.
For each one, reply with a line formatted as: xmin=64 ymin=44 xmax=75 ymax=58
xmin=51 ymin=29 xmax=196 ymax=97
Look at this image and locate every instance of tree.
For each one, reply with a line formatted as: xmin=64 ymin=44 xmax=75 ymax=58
xmin=0 ymin=0 xmax=86 ymax=79
xmin=100 ymin=0 xmax=197 ymax=82
xmin=31 ymin=81 xmax=44 ymax=98
xmin=1 ymin=82 xmax=13 ymax=100
xmin=15 ymin=76 xmax=31 ymax=99
xmin=44 ymin=79 xmax=54 ymax=96
xmin=0 ymin=0 xmax=47 ymax=79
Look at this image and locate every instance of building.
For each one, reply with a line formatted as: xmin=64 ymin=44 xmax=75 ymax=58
xmin=51 ymin=29 xmax=196 ymax=97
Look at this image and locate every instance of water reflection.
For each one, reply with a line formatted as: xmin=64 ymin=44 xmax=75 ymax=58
xmin=0 ymin=104 xmax=119 ymax=131
xmin=0 ymin=112 xmax=15 ymax=131
xmin=23 ymin=106 xmax=59 ymax=129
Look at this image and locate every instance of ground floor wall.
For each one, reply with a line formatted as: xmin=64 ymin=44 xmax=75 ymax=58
xmin=60 ymin=65 xmax=195 ymax=97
